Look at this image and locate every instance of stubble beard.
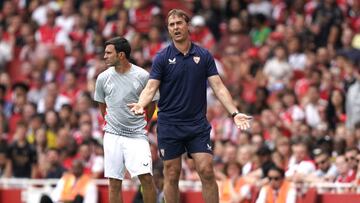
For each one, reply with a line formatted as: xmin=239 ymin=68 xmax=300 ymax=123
xmin=172 ymin=32 xmax=189 ymax=44
xmin=106 ymin=59 xmax=120 ymax=68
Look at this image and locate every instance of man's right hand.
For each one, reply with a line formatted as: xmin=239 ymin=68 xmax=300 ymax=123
xmin=127 ymin=103 xmax=145 ymax=115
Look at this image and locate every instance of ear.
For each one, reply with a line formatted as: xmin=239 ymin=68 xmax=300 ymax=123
xmin=117 ymin=52 xmax=123 ymax=59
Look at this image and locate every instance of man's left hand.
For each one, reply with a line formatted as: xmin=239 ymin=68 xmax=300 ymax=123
xmin=234 ymin=113 xmax=252 ymax=130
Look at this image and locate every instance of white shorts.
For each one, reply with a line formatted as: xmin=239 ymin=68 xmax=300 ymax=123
xmin=103 ymin=132 xmax=153 ymax=180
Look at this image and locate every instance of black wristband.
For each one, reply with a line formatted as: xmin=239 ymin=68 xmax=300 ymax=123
xmin=231 ymin=111 xmax=240 ymax=118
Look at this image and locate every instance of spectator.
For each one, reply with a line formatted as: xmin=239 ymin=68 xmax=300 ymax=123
xmin=44 ymin=148 xmax=67 ymax=179
xmin=220 ymin=45 xmax=243 ymax=85
xmin=31 ymin=0 xmax=60 ymax=27
xmin=287 ymin=36 xmax=307 ymax=71
xmin=218 ymin=17 xmax=252 ymax=56
xmin=69 ymin=15 xmax=95 ymax=56
xmin=325 ymin=88 xmax=346 ymax=132
xmin=190 ymin=15 xmax=216 ymax=53
xmin=43 ymin=110 xmax=59 ymax=148
xmin=335 ymin=155 xmax=355 ymax=183
xmin=60 ymin=71 xmax=82 ymax=105
xmin=5 ymin=121 xmax=37 ymax=178
xmin=143 ymin=26 xmax=168 ymax=61
xmin=76 ymin=142 xmax=94 ymax=175
xmin=293 ymin=14 xmax=315 ymax=51
xmin=255 ymin=165 xmax=296 ymax=203
xmin=64 ymin=45 xmax=88 ymax=83
xmin=37 ymin=82 xmax=71 ymax=114
xmin=236 ymin=144 xmax=254 ymax=176
xmin=272 ymin=136 xmax=291 ymax=170
xmin=224 ymin=0 xmax=247 ymax=20
xmin=55 ymin=0 xmax=76 ymax=35
xmin=308 ymin=148 xmax=337 ymax=182
xmin=7 ymin=82 xmax=29 ymax=139
xmin=27 ymin=69 xmax=46 ymax=105
xmin=222 ymin=142 xmax=238 ymax=164
xmin=103 ymin=9 xmax=136 ymax=41
xmin=310 ymin=0 xmax=343 ymax=48
xmin=247 ymin=145 xmax=275 ymax=181
xmin=192 ymin=0 xmax=223 ymax=41
xmin=251 ymin=133 xmax=265 ymax=152
xmin=58 ymin=104 xmax=73 ymax=128
xmin=26 ymin=114 xmax=43 ymax=143
xmin=279 ymin=89 xmax=305 ymax=130
xmin=263 ymin=44 xmax=292 ymax=91
xmin=218 ymin=162 xmax=251 ymax=203
xmin=35 ymin=8 xmax=69 ymax=49
xmin=40 ymin=159 xmax=98 ymax=203
xmin=128 ymin=0 xmax=160 ymax=34
xmin=303 ymin=84 xmax=327 ymax=128
xmin=32 ymin=127 xmax=48 ymax=168
xmin=22 ymin=102 xmax=37 ymax=125
xmin=285 ymin=139 xmax=316 ymax=181
xmin=249 ymin=13 xmax=271 ymax=47
xmin=344 ymin=147 xmax=358 ymax=176
xmin=246 ymin=87 xmax=269 ymax=115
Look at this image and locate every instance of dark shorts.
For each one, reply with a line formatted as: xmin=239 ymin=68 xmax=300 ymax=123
xmin=157 ymin=120 xmax=212 ymax=160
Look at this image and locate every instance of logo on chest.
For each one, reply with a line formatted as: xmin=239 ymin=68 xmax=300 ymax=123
xmin=132 ymin=81 xmax=141 ymax=91
xmin=168 ymin=57 xmax=176 ymax=64
xmin=193 ymin=56 xmax=200 ymax=64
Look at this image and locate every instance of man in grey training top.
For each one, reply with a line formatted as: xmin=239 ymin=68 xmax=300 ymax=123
xmin=94 ymin=36 xmax=157 ymax=203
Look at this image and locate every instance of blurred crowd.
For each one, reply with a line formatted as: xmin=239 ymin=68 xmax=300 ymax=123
xmin=0 ymin=0 xmax=360 ymax=202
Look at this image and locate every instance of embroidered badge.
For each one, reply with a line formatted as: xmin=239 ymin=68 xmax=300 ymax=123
xmin=193 ymin=56 xmax=200 ymax=64
xmin=168 ymin=57 xmax=176 ymax=64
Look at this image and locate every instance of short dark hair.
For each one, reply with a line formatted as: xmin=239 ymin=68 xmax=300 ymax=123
xmin=104 ymin=37 xmax=131 ymax=59
xmin=267 ymin=165 xmax=285 ymax=178
xmin=256 ymin=145 xmax=272 ymax=156
xmin=11 ymin=82 xmax=29 ymax=92
xmin=167 ymin=9 xmax=190 ymax=25
xmin=60 ymin=103 xmax=73 ymax=112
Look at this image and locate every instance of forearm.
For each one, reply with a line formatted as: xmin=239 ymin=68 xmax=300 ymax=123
xmin=209 ymin=75 xmax=239 ymax=114
xmin=138 ymin=79 xmax=160 ymax=108
xmin=213 ymin=86 xmax=239 ymax=114
xmin=138 ymin=89 xmax=157 ymax=108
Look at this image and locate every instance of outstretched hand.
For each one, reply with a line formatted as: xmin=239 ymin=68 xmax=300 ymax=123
xmin=127 ymin=103 xmax=145 ymax=115
xmin=233 ymin=113 xmax=252 ymax=130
